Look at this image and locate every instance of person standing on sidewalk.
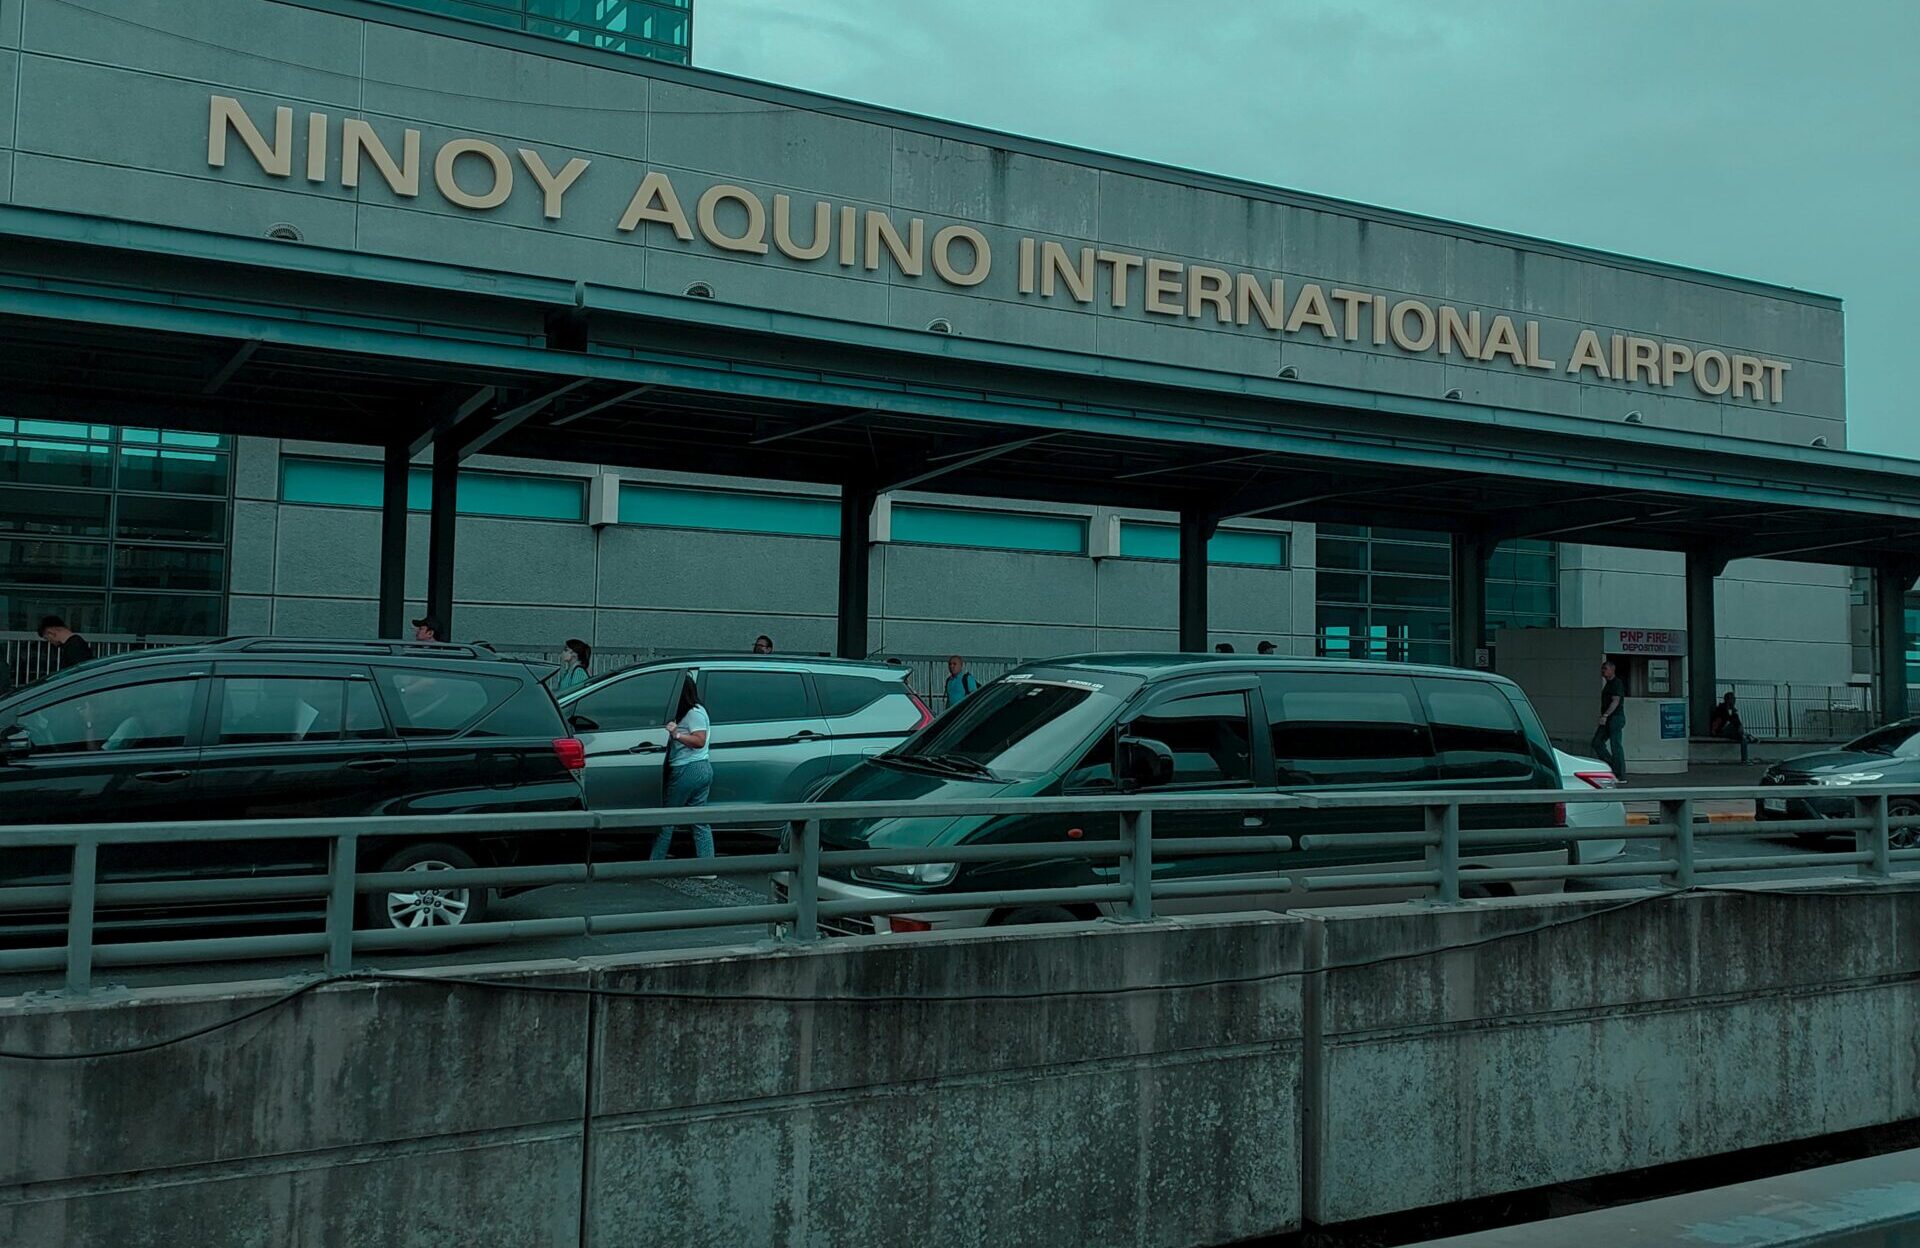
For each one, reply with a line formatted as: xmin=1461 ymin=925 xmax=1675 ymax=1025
xmin=944 ymin=654 xmax=979 ymax=708
xmin=651 ymin=678 xmax=714 ymax=867
xmin=1592 ymin=659 xmax=1628 ymax=780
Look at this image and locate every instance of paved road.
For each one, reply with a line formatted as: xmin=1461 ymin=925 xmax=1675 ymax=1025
xmin=1 ymin=822 xmax=1876 ymax=997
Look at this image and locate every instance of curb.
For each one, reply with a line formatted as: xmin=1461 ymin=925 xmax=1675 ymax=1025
xmin=1625 ymin=811 xmax=1753 ymax=826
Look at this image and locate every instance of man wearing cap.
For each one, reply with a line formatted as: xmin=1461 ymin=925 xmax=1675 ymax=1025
xmin=412 ymin=616 xmax=445 ymax=643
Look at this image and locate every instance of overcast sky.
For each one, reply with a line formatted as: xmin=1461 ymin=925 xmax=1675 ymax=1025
xmin=697 ymin=0 xmax=1920 ymax=458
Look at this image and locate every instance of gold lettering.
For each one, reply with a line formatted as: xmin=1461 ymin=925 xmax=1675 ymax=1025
xmin=1286 ymin=284 xmax=1338 ymax=337
xmin=207 ymin=95 xmax=292 ymax=178
xmin=864 ymin=211 xmax=924 ymax=276
xmin=1626 ymin=337 xmax=1661 ymax=384
xmin=1731 ymin=354 xmax=1765 ymax=400
xmin=1144 ymin=259 xmax=1184 ymax=316
xmin=838 ymin=206 xmax=858 ymax=266
xmin=1187 ymin=265 xmax=1232 ymax=322
xmin=1762 ymin=359 xmax=1791 ymax=403
xmin=1438 ymin=307 xmax=1482 ymax=358
xmin=1661 ymin=342 xmax=1695 ymax=387
xmin=1372 ymin=296 xmax=1389 ymax=346
xmin=1610 ymin=334 xmax=1627 ymax=379
xmin=306 ymin=112 xmax=328 ymax=183
xmin=1235 ymin=274 xmax=1285 ymax=330
xmin=341 ymin=118 xmax=420 ymax=197
xmin=617 ymin=170 xmax=693 ymax=239
xmin=698 ymin=184 xmax=770 ymax=254
xmin=1694 ymin=349 xmax=1731 ymax=395
xmin=772 ymin=194 xmax=831 ymax=261
xmin=1041 ymin=242 xmax=1095 ymax=303
xmin=1017 ymin=237 xmax=1036 ymax=294
xmin=1390 ymin=300 xmax=1436 ymax=352
xmin=1331 ymin=289 xmax=1370 ymax=341
xmin=518 ymin=149 xmax=589 ymax=221
xmin=1524 ymin=321 xmax=1556 ymax=371
xmin=1098 ymin=251 xmax=1144 ymax=309
xmin=1566 ymin=329 xmax=1609 ymax=379
xmin=931 ymin=225 xmax=991 ymax=286
xmin=1480 ymin=315 xmax=1526 ymax=367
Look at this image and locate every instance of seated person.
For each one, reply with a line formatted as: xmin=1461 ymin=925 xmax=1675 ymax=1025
xmin=1707 ymin=692 xmax=1754 ymax=763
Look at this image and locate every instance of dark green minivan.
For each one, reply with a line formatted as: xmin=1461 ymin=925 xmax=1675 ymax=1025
xmin=781 ymin=654 xmax=1571 ymax=935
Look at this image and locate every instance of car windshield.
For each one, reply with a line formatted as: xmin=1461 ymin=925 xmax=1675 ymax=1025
xmin=890 ymin=672 xmax=1136 ymax=780
xmin=1845 ymin=722 xmax=1920 ymax=758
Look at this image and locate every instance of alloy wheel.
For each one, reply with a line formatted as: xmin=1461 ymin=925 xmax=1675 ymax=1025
xmin=384 ymin=859 xmax=472 ymax=928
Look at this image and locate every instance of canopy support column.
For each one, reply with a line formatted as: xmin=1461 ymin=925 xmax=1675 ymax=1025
xmin=1450 ymin=532 xmax=1490 ymax=669
xmin=837 ymin=486 xmax=876 ymax=660
xmin=425 ymin=439 xmax=458 ymax=640
xmin=1874 ymin=562 xmax=1920 ymax=725
xmin=1179 ymin=509 xmax=1216 ymax=653
xmin=1686 ymin=549 xmax=1729 ymax=734
xmin=377 ymin=441 xmax=410 ymax=639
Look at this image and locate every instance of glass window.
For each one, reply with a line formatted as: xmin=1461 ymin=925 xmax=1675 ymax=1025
xmin=1117 ymin=522 xmax=1289 ymax=567
xmin=0 ymin=436 xmax=114 ymax=488
xmin=117 ymin=447 xmax=229 ymax=496
xmin=21 ymin=679 xmax=197 ymax=755
xmin=456 ymin=471 xmax=584 ymax=521
xmin=115 ymin=496 xmax=227 ymax=544
xmin=1317 ymin=572 xmax=1368 ymax=605
xmin=1370 ymin=543 xmax=1450 ymax=577
xmin=346 ymin=681 xmax=389 ymax=739
xmin=218 ymin=677 xmax=346 ymax=746
xmin=700 ymin=669 xmax=812 ymax=724
xmin=1416 ymin=678 xmax=1534 ymax=781
xmin=0 ymin=487 xmax=110 ymax=537
xmin=280 ymin=458 xmax=583 ymax=521
xmin=113 ymin=546 xmax=224 ymax=592
xmin=0 ymin=539 xmax=108 ymax=586
xmin=814 ymin=673 xmax=893 ymax=718
xmin=567 ymin=669 xmax=679 ymax=734
xmin=109 ymin=594 xmax=222 ymax=636
xmin=893 ymin=505 xmax=1087 ymax=555
xmin=1128 ymin=691 xmax=1253 ymax=786
xmin=1370 ymin=575 xmax=1451 ymax=610
xmin=619 ymin=484 xmax=837 ymax=537
xmin=0 ymin=589 xmax=105 ymax=633
xmin=376 ymin=670 xmax=515 ymax=737
xmin=280 ymin=458 xmax=385 ymax=509
xmin=1263 ymin=671 xmax=1436 ymax=786
xmin=1317 ymin=539 xmax=1368 ymax=571
xmin=895 ymin=673 xmax=1138 ymax=781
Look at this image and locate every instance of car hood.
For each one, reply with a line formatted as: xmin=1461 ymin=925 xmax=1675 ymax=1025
xmin=812 ymin=758 xmax=1035 ymax=848
xmin=1772 ymin=750 xmax=1913 ymax=776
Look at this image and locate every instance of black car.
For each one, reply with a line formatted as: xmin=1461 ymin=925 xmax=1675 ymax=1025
xmin=0 ymin=638 xmax=586 ymax=937
xmin=1758 ymin=718 xmax=1920 ymax=845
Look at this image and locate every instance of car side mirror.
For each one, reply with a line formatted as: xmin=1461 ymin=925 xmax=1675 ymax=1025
xmin=1 ymin=726 xmax=30 ymax=764
xmin=1116 ymin=736 xmax=1175 ymax=790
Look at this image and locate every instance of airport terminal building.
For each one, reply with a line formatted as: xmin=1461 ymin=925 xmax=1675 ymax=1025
xmin=0 ymin=0 xmax=1913 ymax=745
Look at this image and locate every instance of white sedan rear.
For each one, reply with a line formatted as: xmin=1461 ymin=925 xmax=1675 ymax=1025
xmin=1557 ymin=747 xmax=1627 ymax=864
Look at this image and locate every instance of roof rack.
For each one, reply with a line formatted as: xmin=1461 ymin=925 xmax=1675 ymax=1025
xmin=196 ymin=637 xmax=509 ymax=661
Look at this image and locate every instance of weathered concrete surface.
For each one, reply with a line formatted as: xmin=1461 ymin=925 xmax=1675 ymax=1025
xmin=585 ymin=916 xmax=1304 ymax=1248
xmin=1302 ymin=881 xmax=1920 ymax=1224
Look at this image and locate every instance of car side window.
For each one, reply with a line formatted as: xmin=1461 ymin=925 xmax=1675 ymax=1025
xmin=345 ymin=680 xmax=390 ymax=740
xmin=702 ymin=670 xmax=812 ymax=724
xmin=1127 ymin=691 xmax=1253 ymax=787
xmin=814 ymin=673 xmax=890 ymax=718
xmin=374 ymin=670 xmax=514 ymax=738
xmin=21 ymin=679 xmax=197 ymax=755
xmin=217 ymin=677 xmax=346 ymax=746
xmin=1417 ymin=678 xmax=1535 ymax=781
xmin=569 ymin=670 xmax=678 ymax=733
xmin=1263 ymin=672 xmax=1435 ymax=786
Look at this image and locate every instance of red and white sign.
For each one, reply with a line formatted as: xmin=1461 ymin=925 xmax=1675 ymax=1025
xmin=1605 ymin=628 xmax=1687 ymax=656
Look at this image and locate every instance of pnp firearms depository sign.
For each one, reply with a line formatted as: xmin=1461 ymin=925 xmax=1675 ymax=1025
xmin=206 ymin=95 xmax=1797 ymax=407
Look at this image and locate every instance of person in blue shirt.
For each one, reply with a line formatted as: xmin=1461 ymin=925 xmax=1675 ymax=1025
xmin=555 ymin=638 xmax=592 ymax=694
xmin=944 ymin=654 xmax=979 ymax=709
xmin=651 ymin=677 xmax=714 ymax=866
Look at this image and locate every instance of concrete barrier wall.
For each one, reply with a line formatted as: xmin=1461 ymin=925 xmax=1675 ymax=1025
xmin=1303 ymin=883 xmax=1920 ymax=1224
xmin=0 ymin=916 xmax=1305 ymax=1248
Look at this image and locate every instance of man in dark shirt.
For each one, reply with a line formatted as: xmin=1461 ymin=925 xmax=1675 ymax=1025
xmin=1708 ymin=691 xmax=1753 ymax=764
xmin=38 ymin=615 xmax=94 ymax=671
xmin=1591 ymin=659 xmax=1628 ymax=780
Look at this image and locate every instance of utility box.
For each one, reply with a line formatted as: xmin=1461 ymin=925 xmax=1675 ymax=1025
xmin=1493 ymin=626 xmax=1690 ymax=775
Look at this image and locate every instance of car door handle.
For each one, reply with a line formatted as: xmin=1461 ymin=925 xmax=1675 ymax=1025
xmin=134 ymin=769 xmax=190 ymax=784
xmin=788 ymin=730 xmax=825 ymax=742
xmin=1242 ymin=815 xmax=1266 ymax=829
xmin=347 ymin=758 xmax=400 ymax=773
xmin=628 ymin=743 xmax=665 ymax=755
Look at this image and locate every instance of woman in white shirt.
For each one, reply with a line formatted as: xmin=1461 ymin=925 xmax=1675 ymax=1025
xmin=650 ymin=677 xmax=714 ymax=863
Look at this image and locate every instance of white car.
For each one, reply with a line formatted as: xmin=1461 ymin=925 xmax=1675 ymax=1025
xmin=1556 ymin=747 xmax=1627 ymax=864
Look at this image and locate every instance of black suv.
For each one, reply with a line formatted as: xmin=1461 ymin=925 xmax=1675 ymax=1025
xmin=0 ymin=638 xmax=586 ymax=936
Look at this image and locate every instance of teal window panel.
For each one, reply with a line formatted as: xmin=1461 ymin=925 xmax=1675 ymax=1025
xmin=618 ymin=484 xmax=837 ymax=537
xmin=895 ymin=505 xmax=1086 ymax=554
xmin=281 ymin=458 xmax=584 ymax=522
xmin=1118 ymin=522 xmax=1288 ymax=567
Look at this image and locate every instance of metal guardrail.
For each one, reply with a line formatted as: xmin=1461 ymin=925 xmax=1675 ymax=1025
xmin=3 ymin=785 xmax=1918 ymax=993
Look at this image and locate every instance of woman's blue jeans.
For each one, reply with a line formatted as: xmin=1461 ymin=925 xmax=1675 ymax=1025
xmin=650 ymin=760 xmax=714 ymax=860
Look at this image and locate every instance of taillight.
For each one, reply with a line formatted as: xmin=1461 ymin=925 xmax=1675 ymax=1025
xmin=553 ymin=737 xmax=586 ymax=771
xmin=907 ymin=691 xmax=934 ymax=730
xmin=1553 ymin=802 xmax=1567 ymax=827
xmin=885 ymin=916 xmax=933 ymax=933
xmin=1575 ymin=771 xmax=1619 ymax=790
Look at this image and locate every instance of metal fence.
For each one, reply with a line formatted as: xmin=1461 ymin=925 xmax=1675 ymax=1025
xmin=0 ymin=634 xmax=192 ymax=690
xmin=3 ymin=784 xmax=1916 ymax=993
xmin=1720 ymin=681 xmax=1874 ymax=740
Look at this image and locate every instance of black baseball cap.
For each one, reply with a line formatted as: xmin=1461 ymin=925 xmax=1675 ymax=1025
xmin=411 ymin=615 xmax=443 ymax=635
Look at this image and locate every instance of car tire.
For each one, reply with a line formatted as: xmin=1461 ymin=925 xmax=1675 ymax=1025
xmin=993 ymin=906 xmax=1082 ymax=927
xmin=1889 ymin=800 xmax=1920 ymax=851
xmin=361 ymin=842 xmax=490 ymax=930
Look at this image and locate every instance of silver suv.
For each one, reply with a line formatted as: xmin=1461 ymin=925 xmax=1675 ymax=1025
xmin=557 ymin=656 xmax=931 ymax=811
